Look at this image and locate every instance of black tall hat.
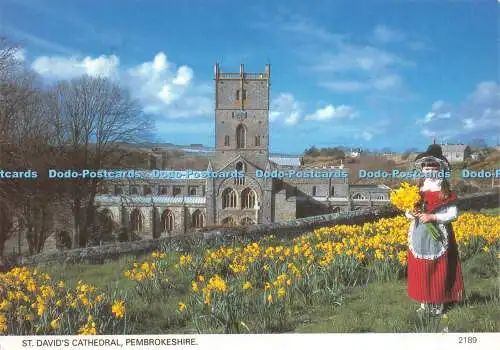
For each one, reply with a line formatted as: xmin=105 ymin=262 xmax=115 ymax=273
xmin=414 ymin=144 xmax=450 ymax=169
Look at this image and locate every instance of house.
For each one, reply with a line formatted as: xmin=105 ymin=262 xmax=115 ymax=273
xmin=440 ymin=144 xmax=472 ymax=163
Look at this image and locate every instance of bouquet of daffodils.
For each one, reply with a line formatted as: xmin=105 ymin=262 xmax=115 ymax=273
xmin=390 ymin=182 xmax=441 ymax=241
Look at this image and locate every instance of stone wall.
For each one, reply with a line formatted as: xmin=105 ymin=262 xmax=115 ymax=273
xmin=7 ymin=190 xmax=498 ymax=268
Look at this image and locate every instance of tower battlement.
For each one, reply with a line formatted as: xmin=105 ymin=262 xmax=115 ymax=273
xmin=214 ymin=63 xmax=270 ymax=80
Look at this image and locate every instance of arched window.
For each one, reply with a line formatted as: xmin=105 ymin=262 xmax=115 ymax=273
xmin=241 ymin=188 xmax=256 ymax=209
xmin=189 ymin=187 xmax=197 ymax=195
xmin=159 ymin=186 xmax=168 ymax=195
xmin=331 ymin=206 xmax=341 ymax=213
xmin=312 ymin=186 xmax=317 ymax=196
xmin=221 ymin=216 xmax=235 ymax=227
xmin=114 ymin=185 xmax=123 ymax=195
xmin=236 ymin=161 xmax=245 ymax=171
xmin=222 ymin=188 xmax=237 ymax=208
xmin=143 ymin=186 xmax=152 ymax=195
xmin=192 ymin=210 xmax=204 ymax=228
xmin=130 ymin=209 xmax=143 ymax=232
xmin=173 ymin=186 xmax=182 ymax=196
xmin=224 ymin=135 xmax=230 ymax=146
xmin=161 ymin=209 xmax=174 ymax=233
xmin=98 ymin=209 xmax=114 ymax=237
xmin=240 ymin=217 xmax=254 ymax=226
xmin=130 ymin=186 xmax=139 ymax=195
xmin=352 ymin=193 xmax=367 ymax=200
xmin=236 ymin=124 xmax=246 ymax=149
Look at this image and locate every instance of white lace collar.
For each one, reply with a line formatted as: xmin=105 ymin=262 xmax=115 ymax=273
xmin=421 ymin=178 xmax=443 ymax=192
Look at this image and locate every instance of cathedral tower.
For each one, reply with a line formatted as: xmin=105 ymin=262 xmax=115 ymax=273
xmin=213 ymin=63 xmax=270 ymax=169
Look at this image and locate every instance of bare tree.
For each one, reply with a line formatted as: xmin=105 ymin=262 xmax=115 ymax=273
xmin=51 ymin=75 xmax=153 ymax=247
xmin=0 ymin=38 xmax=31 ymax=256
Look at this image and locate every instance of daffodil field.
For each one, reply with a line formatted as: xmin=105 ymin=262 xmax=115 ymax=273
xmin=1 ymin=212 xmax=499 ymax=334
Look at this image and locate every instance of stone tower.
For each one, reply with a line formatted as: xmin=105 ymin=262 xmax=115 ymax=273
xmin=213 ymin=63 xmax=270 ymax=169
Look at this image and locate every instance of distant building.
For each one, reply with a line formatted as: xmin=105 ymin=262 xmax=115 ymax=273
xmin=441 ymin=144 xmax=472 ymax=163
xmin=348 ymin=148 xmax=362 ymax=158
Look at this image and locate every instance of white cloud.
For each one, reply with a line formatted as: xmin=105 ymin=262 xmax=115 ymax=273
xmin=418 ymin=81 xmax=500 ymax=139
xmin=173 ymin=66 xmax=193 ymax=86
xmin=417 ymin=111 xmax=451 ymax=125
xmin=304 ymin=104 xmax=357 ymax=121
xmin=270 ymin=93 xmax=302 ymax=126
xmin=372 ymin=74 xmax=402 ymax=90
xmin=356 ymin=131 xmax=373 ymax=141
xmin=319 ymin=80 xmax=369 ymax=93
xmin=32 ymin=54 xmax=119 ymax=79
xmin=31 ymin=51 xmax=211 ymax=119
xmin=321 ymin=73 xmax=403 ymax=93
xmin=312 ymin=45 xmax=411 ymax=74
xmin=372 ymin=25 xmax=405 ymax=44
xmin=353 ymin=119 xmax=390 ymax=141
xmin=267 ymin=15 xmax=414 ymax=98
xmin=13 ymin=48 xmax=26 ymax=62
xmin=431 ymin=100 xmax=445 ymax=111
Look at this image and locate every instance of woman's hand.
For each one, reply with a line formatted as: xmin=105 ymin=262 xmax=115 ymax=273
xmin=417 ymin=213 xmax=436 ymax=224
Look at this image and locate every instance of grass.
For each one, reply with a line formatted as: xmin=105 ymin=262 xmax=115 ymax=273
xmin=18 ymin=209 xmax=499 ymax=334
xmin=37 ymin=248 xmax=499 ymax=333
xmin=480 ymin=208 xmax=500 ymax=216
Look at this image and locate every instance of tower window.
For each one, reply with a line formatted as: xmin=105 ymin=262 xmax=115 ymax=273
xmin=236 ymin=124 xmax=246 ymax=149
xmin=236 ymin=90 xmax=246 ymax=101
xmin=255 ymin=135 xmax=261 ymax=146
xmin=224 ymin=135 xmax=230 ymax=146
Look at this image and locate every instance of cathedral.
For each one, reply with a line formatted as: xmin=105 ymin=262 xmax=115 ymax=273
xmin=94 ymin=64 xmax=391 ymax=238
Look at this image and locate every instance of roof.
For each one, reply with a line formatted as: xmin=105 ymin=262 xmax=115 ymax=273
xmin=97 ymin=169 xmax=206 ymax=180
xmin=95 ymin=195 xmax=206 ymax=205
xmin=269 ymin=157 xmax=301 ymax=167
xmin=440 ymin=144 xmax=469 ymax=152
xmin=350 ymin=184 xmax=391 ymax=190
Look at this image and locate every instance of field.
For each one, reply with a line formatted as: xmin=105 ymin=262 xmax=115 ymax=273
xmin=0 ymin=211 xmax=499 ymax=335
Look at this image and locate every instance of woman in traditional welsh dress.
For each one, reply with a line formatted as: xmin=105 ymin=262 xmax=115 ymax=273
xmin=405 ymin=144 xmax=465 ymax=315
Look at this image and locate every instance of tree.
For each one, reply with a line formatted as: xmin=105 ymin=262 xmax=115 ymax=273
xmin=50 ymin=75 xmax=153 ymax=248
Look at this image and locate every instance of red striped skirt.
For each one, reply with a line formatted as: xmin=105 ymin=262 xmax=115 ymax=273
xmin=407 ymin=236 xmax=465 ymax=304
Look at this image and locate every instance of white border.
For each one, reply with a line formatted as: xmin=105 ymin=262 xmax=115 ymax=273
xmin=0 ymin=334 xmax=497 ymax=350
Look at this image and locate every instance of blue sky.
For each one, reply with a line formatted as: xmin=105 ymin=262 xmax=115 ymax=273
xmin=2 ymin=0 xmax=499 ymax=153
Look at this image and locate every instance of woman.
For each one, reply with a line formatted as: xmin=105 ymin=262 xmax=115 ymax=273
xmin=405 ymin=144 xmax=465 ymax=315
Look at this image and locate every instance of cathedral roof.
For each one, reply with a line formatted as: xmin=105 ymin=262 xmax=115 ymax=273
xmin=269 ymin=157 xmax=301 ymax=167
xmin=95 ymin=195 xmax=206 ymax=205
